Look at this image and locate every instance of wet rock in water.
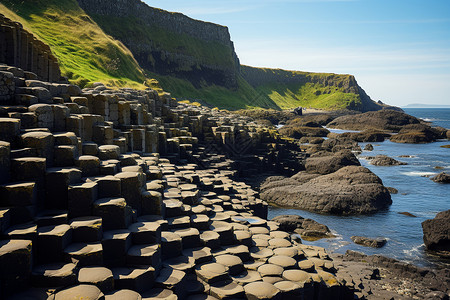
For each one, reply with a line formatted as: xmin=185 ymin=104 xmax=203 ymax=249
xmin=440 ymin=144 xmax=450 ymax=148
xmin=364 ymin=144 xmax=374 ymax=151
xmin=390 ymin=124 xmax=442 ymax=144
xmin=278 ymin=124 xmax=330 ymax=138
xmin=434 ymin=166 xmax=445 ymax=170
xmin=422 ymin=210 xmax=450 ymax=258
xmin=271 ymin=214 xmax=334 ymax=240
xmin=398 ymin=212 xmax=417 ymax=217
xmin=431 ymin=172 xmax=450 ymax=184
xmin=369 ymin=155 xmax=407 ymax=166
xmin=327 ymin=110 xmax=420 ymax=132
xmin=261 ymin=166 xmax=392 ymax=215
xmin=350 ymin=236 xmax=387 ymax=248
xmin=386 ymin=187 xmax=398 ymax=194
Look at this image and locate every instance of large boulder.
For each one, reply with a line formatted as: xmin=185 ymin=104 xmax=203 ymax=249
xmin=369 ymin=155 xmax=407 ymax=166
xmin=261 ymin=166 xmax=392 ymax=215
xmin=351 ymin=236 xmax=387 ymax=248
xmin=327 ymin=110 xmax=420 ymax=132
xmin=422 ymin=210 xmax=450 ymax=258
xmin=305 ymin=150 xmax=360 ymax=175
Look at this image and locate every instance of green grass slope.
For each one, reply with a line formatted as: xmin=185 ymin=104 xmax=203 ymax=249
xmin=1 ymin=0 xmax=147 ymax=88
xmin=241 ymin=66 xmax=365 ymax=111
xmin=256 ymin=81 xmax=361 ymax=110
xmin=150 ymin=73 xmax=280 ymax=110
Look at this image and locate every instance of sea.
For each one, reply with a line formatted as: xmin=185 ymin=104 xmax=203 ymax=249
xmin=268 ymin=108 xmax=450 ymax=268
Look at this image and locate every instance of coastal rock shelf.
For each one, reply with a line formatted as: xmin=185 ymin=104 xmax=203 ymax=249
xmin=0 ymin=62 xmax=356 ymax=299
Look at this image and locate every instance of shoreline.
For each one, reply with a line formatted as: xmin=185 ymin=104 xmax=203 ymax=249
xmin=0 ymin=61 xmax=449 ymax=298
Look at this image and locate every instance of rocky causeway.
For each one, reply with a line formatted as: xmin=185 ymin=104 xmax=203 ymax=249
xmin=0 ymin=13 xmax=449 ymax=300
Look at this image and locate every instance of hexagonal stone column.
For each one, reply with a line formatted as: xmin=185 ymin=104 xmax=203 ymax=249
xmin=31 ymin=262 xmax=77 ymax=287
xmin=0 ymin=118 xmax=20 ymax=143
xmin=93 ymin=197 xmax=133 ymax=230
xmin=111 ymin=267 xmax=155 ymax=293
xmin=36 ymin=224 xmax=72 ymax=263
xmin=21 ymin=131 xmax=54 ymax=166
xmin=68 ymin=181 xmax=98 ymax=219
xmin=244 ymin=282 xmax=281 ymax=300
xmin=0 ymin=239 xmax=32 ymax=296
xmin=115 ymin=171 xmax=145 ymax=213
xmin=102 ymin=229 xmax=131 ymax=267
xmin=0 ymin=141 xmax=10 ymax=184
xmin=78 ymin=266 xmax=114 ymax=293
xmin=70 ymin=216 xmax=103 ymax=242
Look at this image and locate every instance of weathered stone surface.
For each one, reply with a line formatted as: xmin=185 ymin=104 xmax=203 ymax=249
xmin=52 ymin=284 xmax=104 ymax=300
xmin=104 ymin=289 xmax=142 ymax=299
xmin=368 ymin=154 xmax=407 ymax=166
xmin=261 ymin=166 xmax=392 ymax=215
xmin=64 ymin=242 xmax=103 ymax=266
xmin=32 ymin=262 xmax=77 ymax=287
xmin=305 ymin=150 xmax=360 ymax=175
xmin=351 ymin=236 xmax=387 ymax=248
xmin=78 ymin=266 xmax=114 ymax=293
xmin=112 ymin=267 xmax=155 ymax=293
xmin=244 ymin=281 xmax=281 ymax=300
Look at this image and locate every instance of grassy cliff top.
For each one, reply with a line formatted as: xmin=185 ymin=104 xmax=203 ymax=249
xmin=1 ymin=0 xmax=149 ymax=88
xmin=241 ymin=66 xmax=363 ymax=110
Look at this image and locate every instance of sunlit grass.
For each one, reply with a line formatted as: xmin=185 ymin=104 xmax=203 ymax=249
xmin=1 ymin=0 xmax=146 ymax=88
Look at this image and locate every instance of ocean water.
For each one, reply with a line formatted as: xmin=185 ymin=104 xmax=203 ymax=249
xmin=269 ymin=108 xmax=450 ymax=267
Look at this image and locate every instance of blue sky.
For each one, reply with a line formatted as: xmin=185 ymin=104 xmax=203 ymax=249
xmin=144 ymin=0 xmax=450 ymax=106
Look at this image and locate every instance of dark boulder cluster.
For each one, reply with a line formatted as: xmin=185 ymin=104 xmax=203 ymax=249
xmin=260 ymin=150 xmax=392 ymax=215
xmin=326 ymin=109 xmax=449 ymax=144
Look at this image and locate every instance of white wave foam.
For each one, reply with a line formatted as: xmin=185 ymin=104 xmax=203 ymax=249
xmin=402 ymin=244 xmax=424 ymax=258
xmin=421 ymin=118 xmax=439 ymax=122
xmin=401 ymin=171 xmax=437 ymax=177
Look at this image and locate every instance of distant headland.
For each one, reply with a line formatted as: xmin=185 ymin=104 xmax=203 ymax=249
xmin=403 ymin=103 xmax=450 ymax=108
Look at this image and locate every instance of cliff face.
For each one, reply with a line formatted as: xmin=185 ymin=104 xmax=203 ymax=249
xmin=77 ymin=0 xmax=240 ymax=89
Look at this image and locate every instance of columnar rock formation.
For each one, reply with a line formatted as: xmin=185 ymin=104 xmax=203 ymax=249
xmin=0 ymin=62 xmax=356 ymax=299
xmin=0 ymin=14 xmax=61 ymax=84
